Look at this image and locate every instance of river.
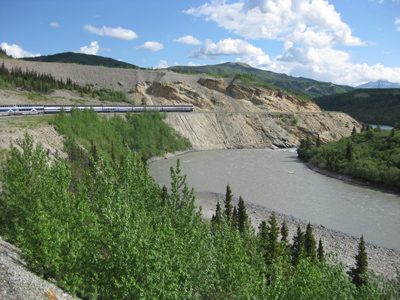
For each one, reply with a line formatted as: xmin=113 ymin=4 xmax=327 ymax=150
xmin=149 ymin=149 xmax=400 ymax=251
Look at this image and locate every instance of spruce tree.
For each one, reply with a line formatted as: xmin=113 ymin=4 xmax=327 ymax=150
xmin=304 ymin=223 xmax=317 ymax=264
xmin=160 ymin=185 xmax=169 ymax=207
xmin=348 ymin=235 xmax=368 ymax=287
xmin=224 ymin=184 xmax=233 ymax=222
xmin=291 ymin=225 xmax=305 ymax=266
xmin=316 ymin=135 xmax=322 ymax=147
xmin=211 ymin=201 xmax=223 ymax=229
xmin=352 ymin=126 xmax=357 ymax=136
xmin=237 ymin=196 xmax=249 ymax=234
xmin=265 ymin=212 xmax=281 ymax=264
xmin=280 ymin=220 xmax=289 ymax=246
xmin=232 ymin=206 xmax=238 ymax=229
xmin=317 ymin=239 xmax=325 ymax=262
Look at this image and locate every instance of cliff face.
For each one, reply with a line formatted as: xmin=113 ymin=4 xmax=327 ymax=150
xmin=0 ymin=59 xmax=359 ymax=150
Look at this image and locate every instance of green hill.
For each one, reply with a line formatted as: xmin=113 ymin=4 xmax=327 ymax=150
xmin=314 ymin=89 xmax=400 ymax=126
xmin=168 ymin=62 xmax=354 ymax=99
xmin=21 ymin=52 xmax=140 ymax=69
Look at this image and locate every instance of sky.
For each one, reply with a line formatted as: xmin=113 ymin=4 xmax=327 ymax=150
xmin=1 ymin=0 xmax=400 ymax=87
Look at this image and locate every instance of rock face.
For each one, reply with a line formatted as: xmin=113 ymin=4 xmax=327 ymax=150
xmin=0 ymin=58 xmax=360 ymax=150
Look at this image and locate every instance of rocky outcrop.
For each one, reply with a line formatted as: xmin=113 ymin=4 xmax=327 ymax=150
xmin=0 ymin=58 xmax=360 ymax=151
xmin=164 ymin=112 xmax=357 ymax=150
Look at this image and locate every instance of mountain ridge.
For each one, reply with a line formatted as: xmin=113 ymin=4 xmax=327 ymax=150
xmin=20 ymin=52 xmax=353 ymax=99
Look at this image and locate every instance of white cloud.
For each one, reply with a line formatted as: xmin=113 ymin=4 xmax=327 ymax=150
xmin=173 ymin=35 xmax=202 ymax=45
xmin=83 ymin=25 xmax=138 ymax=40
xmin=75 ymin=41 xmax=99 ymax=55
xmin=186 ymin=0 xmax=365 ymax=47
xmin=189 ymin=38 xmax=265 ymax=59
xmin=49 ymin=22 xmax=60 ymax=28
xmin=156 ymin=60 xmax=169 ymax=69
xmin=136 ymin=41 xmax=164 ymax=52
xmin=396 ymin=18 xmax=400 ymax=31
xmin=0 ymin=42 xmax=40 ymax=58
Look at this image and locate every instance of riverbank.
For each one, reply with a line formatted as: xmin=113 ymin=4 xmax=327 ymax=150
xmin=306 ymin=162 xmax=400 ymax=194
xmin=194 ymin=190 xmax=400 ymax=280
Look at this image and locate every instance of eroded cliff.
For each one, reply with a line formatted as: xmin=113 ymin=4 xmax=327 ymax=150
xmin=0 ymin=59 xmax=360 ymax=150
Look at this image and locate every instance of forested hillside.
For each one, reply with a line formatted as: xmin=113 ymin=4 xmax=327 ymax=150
xmin=0 ymin=110 xmax=399 ymax=299
xmin=298 ymin=126 xmax=400 ymax=190
xmin=314 ymin=89 xmax=400 ymax=126
xmin=21 ymin=52 xmax=140 ymax=69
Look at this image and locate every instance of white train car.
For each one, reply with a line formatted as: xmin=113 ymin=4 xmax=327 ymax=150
xmin=0 ymin=104 xmax=193 ymax=116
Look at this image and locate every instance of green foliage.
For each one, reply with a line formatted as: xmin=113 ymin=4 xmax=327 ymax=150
xmin=314 ymin=89 xmax=400 ymax=126
xmin=237 ymin=195 xmax=250 ymax=234
xmin=1 ymin=134 xmax=399 ymax=299
xmin=224 ymin=184 xmax=234 ymax=223
xmin=0 ymin=47 xmax=12 ymax=59
xmin=21 ymin=51 xmax=140 ymax=69
xmin=300 ymin=128 xmax=400 ymax=189
xmin=0 ymin=62 xmax=91 ymax=94
xmin=51 ymin=108 xmax=191 ymax=162
xmin=348 ymin=235 xmax=369 ymax=287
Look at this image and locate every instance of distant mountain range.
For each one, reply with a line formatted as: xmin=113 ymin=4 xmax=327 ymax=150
xmin=21 ymin=52 xmax=140 ymax=69
xmin=19 ymin=52 xmax=354 ymax=99
xmin=356 ymin=80 xmax=400 ymax=89
xmin=168 ymin=63 xmax=354 ymax=99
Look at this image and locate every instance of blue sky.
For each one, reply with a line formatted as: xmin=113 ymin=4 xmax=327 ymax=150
xmin=1 ymin=0 xmax=399 ymax=86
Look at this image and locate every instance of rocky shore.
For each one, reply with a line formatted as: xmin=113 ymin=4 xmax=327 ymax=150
xmin=194 ymin=190 xmax=400 ymax=280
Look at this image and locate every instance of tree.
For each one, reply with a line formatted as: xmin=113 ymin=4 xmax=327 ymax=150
xmin=348 ymin=235 xmax=368 ymax=287
xmin=280 ymin=220 xmax=289 ymax=246
xmin=224 ymin=184 xmax=233 ymax=222
xmin=291 ymin=225 xmax=305 ymax=266
xmin=304 ymin=223 xmax=317 ymax=264
xmin=211 ymin=201 xmax=223 ymax=228
xmin=237 ymin=196 xmax=249 ymax=234
xmin=316 ymin=135 xmax=322 ymax=147
xmin=317 ymin=239 xmax=325 ymax=262
xmin=352 ymin=126 xmax=357 ymax=136
xmin=264 ymin=212 xmax=281 ymax=264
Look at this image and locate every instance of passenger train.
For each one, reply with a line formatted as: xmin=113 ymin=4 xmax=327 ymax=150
xmin=0 ymin=104 xmax=193 ymax=116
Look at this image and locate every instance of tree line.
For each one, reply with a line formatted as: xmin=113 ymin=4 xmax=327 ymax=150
xmin=0 ymin=62 xmax=130 ymax=102
xmin=298 ymin=126 xmax=400 ymax=190
xmin=0 ymin=111 xmax=399 ymax=298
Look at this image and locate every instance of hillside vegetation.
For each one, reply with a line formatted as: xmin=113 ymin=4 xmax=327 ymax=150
xmin=298 ymin=127 xmax=400 ymax=190
xmin=169 ymin=62 xmax=354 ymax=99
xmin=21 ymin=52 xmax=140 ymax=69
xmin=314 ymin=89 xmax=400 ymax=126
xmin=1 ymin=130 xmax=399 ymax=299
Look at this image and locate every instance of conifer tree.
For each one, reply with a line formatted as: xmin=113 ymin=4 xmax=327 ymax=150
xmin=352 ymin=126 xmax=357 ymax=136
xmin=317 ymin=239 xmax=325 ymax=262
xmin=348 ymin=235 xmax=368 ymax=287
xmin=232 ymin=206 xmax=238 ymax=229
xmin=211 ymin=201 xmax=223 ymax=229
xmin=316 ymin=135 xmax=322 ymax=147
xmin=280 ymin=220 xmax=289 ymax=246
xmin=237 ymin=196 xmax=249 ymax=234
xmin=160 ymin=185 xmax=169 ymax=207
xmin=291 ymin=225 xmax=305 ymax=266
xmin=304 ymin=223 xmax=317 ymax=264
xmin=265 ymin=212 xmax=281 ymax=264
xmin=224 ymin=184 xmax=233 ymax=222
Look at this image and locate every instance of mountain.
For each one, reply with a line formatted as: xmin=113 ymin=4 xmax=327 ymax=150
xmin=314 ymin=88 xmax=400 ymax=126
xmin=21 ymin=52 xmax=140 ymax=69
xmin=356 ymin=80 xmax=400 ymax=89
xmin=168 ymin=62 xmax=354 ymax=99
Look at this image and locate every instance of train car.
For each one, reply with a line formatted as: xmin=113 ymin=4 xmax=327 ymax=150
xmin=1 ymin=104 xmax=193 ymax=116
xmin=0 ymin=104 xmax=44 ymax=116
